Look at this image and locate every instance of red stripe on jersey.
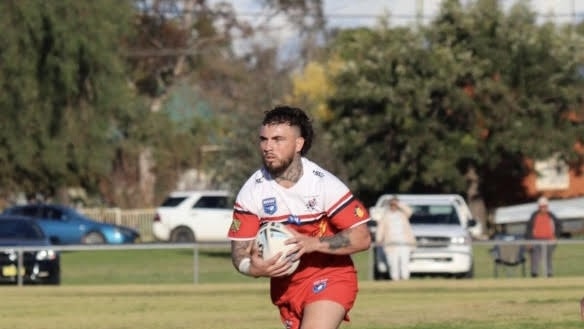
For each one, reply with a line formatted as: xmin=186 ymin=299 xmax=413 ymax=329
xmin=329 ymin=198 xmax=370 ymax=230
xmin=260 ymin=212 xmax=326 ymax=223
xmin=228 ymin=210 xmax=260 ymax=239
xmin=326 ymin=191 xmax=353 ymax=215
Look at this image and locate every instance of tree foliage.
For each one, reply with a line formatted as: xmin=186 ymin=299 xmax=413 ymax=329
xmin=325 ymin=0 xmax=584 ymax=208
xmin=0 ymin=0 xmax=136 ymax=202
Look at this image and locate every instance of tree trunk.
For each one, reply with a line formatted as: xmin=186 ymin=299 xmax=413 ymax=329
xmin=465 ymin=166 xmax=488 ymax=238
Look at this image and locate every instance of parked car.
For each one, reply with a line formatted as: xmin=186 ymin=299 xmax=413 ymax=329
xmin=2 ymin=204 xmax=140 ymax=245
xmin=369 ymin=194 xmax=476 ymax=280
xmin=0 ymin=215 xmax=61 ymax=285
xmin=152 ymin=190 xmax=233 ymax=243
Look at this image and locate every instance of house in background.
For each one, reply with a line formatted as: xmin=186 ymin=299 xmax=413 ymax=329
xmin=493 ymin=141 xmax=584 ymax=237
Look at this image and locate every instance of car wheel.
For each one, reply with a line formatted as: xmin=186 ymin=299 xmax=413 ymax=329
xmin=170 ymin=227 xmax=195 ymax=243
xmin=82 ymin=232 xmax=106 ymax=244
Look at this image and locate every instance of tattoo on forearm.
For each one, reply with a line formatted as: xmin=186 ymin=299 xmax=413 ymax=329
xmin=231 ymin=240 xmax=252 ymax=267
xmin=320 ymin=232 xmax=351 ymax=250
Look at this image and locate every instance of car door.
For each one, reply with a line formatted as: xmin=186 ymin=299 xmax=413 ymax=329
xmin=38 ymin=206 xmax=86 ymax=244
xmin=189 ymin=196 xmax=233 ymax=242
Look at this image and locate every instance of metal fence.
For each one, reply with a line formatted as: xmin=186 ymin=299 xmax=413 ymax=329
xmin=2 ymin=239 xmax=583 ymax=286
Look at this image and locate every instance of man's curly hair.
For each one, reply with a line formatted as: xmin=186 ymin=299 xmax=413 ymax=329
xmin=262 ymin=105 xmax=314 ymax=156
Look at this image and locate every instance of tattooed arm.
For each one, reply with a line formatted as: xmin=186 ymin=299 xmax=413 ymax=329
xmin=231 ymin=240 xmax=253 ymax=271
xmin=287 ymin=223 xmax=371 ymax=259
xmin=231 ymin=240 xmax=294 ymax=277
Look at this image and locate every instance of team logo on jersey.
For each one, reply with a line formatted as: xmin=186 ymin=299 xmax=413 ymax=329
xmin=354 ymin=205 xmax=365 ymax=219
xmin=229 ymin=219 xmax=241 ymax=232
xmin=312 ymin=279 xmax=328 ymax=293
xmin=262 ymin=197 xmax=277 ymax=215
xmin=305 ymin=197 xmax=318 ymax=211
xmin=287 ymin=215 xmax=301 ymax=225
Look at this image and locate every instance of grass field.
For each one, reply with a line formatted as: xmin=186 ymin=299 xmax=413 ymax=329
xmin=2 ymin=244 xmax=583 ymax=328
xmin=1 ymin=279 xmax=583 ymax=329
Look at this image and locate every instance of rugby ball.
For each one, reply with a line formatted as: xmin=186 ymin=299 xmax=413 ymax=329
xmin=255 ymin=222 xmax=300 ymax=276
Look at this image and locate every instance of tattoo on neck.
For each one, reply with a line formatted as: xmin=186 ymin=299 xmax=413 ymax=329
xmin=320 ymin=233 xmax=351 ymax=250
xmin=275 ymin=158 xmax=303 ymax=184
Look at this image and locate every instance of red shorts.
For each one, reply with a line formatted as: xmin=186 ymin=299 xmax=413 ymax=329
xmin=274 ymin=272 xmax=358 ymax=329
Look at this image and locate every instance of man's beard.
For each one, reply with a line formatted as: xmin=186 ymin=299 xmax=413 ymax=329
xmin=263 ymin=156 xmax=293 ymax=178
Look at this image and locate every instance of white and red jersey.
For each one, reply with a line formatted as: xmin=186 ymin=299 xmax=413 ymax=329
xmin=228 ymin=157 xmax=370 ymax=294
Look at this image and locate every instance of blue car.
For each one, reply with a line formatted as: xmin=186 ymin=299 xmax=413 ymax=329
xmin=2 ymin=204 xmax=140 ymax=245
xmin=0 ymin=215 xmax=61 ymax=284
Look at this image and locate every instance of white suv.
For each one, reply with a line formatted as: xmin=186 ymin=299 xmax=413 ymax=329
xmin=369 ymin=194 xmax=477 ymax=279
xmin=152 ymin=190 xmax=233 ymax=243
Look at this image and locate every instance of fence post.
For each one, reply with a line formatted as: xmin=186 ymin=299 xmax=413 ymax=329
xmin=193 ymin=243 xmax=199 ymax=284
xmin=17 ymin=248 xmax=23 ymax=287
xmin=114 ymin=207 xmax=122 ymax=226
xmin=368 ymin=245 xmax=374 ymax=281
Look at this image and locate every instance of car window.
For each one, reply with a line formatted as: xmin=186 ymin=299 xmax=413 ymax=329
xmin=10 ymin=206 xmax=40 ymax=217
xmin=161 ymin=197 xmax=188 ymax=207
xmin=41 ymin=207 xmax=67 ymax=221
xmin=410 ymin=205 xmax=460 ymax=225
xmin=0 ymin=220 xmax=45 ymax=239
xmin=193 ymin=196 xmax=230 ymax=209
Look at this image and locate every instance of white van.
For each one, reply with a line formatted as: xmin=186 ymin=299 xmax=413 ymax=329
xmin=369 ymin=194 xmax=478 ymax=279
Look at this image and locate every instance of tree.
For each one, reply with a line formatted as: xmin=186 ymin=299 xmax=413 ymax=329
xmin=0 ymin=0 xmax=136 ymax=203
xmin=325 ymin=0 xmax=584 ymax=227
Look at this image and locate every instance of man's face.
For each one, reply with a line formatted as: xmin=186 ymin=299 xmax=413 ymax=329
xmin=259 ymin=123 xmax=304 ymax=176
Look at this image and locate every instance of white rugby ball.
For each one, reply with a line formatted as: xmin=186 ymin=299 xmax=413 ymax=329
xmin=255 ymin=222 xmax=300 ymax=276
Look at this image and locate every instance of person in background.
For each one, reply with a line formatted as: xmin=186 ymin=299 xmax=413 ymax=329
xmin=524 ymin=196 xmax=562 ymax=278
xmin=375 ymin=195 xmax=416 ymax=281
xmin=227 ymin=105 xmax=372 ymax=329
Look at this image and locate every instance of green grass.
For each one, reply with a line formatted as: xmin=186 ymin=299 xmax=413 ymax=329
xmin=58 ymin=243 xmax=584 ymax=285
xmin=3 ymin=244 xmax=584 ymax=329
xmin=1 ymin=279 xmax=583 ymax=329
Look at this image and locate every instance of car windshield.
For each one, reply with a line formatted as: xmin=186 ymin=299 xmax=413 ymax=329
xmin=161 ymin=197 xmax=187 ymax=207
xmin=0 ymin=219 xmax=45 ymax=239
xmin=409 ymin=205 xmax=461 ymax=225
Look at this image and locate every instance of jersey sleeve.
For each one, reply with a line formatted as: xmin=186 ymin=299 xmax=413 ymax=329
xmin=227 ymin=179 xmax=261 ymax=240
xmin=324 ymin=174 xmax=370 ymax=230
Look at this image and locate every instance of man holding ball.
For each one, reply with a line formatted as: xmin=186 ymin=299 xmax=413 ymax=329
xmin=228 ymin=105 xmax=371 ymax=329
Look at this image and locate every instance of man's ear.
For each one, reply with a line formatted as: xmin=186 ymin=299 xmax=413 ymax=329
xmin=295 ymin=137 xmax=305 ymax=153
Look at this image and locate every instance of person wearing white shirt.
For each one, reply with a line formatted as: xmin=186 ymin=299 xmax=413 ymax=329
xmin=375 ymin=196 xmax=416 ymax=280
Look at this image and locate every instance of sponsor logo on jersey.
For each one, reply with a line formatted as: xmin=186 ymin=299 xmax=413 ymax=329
xmin=312 ymin=279 xmax=328 ymax=293
xmin=312 ymin=169 xmax=324 ymax=177
xmin=262 ymin=197 xmax=277 ymax=215
xmin=354 ymin=205 xmax=365 ymax=219
xmin=229 ymin=219 xmax=241 ymax=232
xmin=287 ymin=215 xmax=301 ymax=225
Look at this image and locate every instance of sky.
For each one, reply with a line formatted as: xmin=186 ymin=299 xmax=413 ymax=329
xmin=224 ymin=0 xmax=584 ymax=28
xmin=213 ymin=0 xmax=584 ymax=60
xmin=322 ymin=0 xmax=584 ymax=28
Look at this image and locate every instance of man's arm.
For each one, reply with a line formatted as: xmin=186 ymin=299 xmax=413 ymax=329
xmin=231 ymin=240 xmax=253 ymax=272
xmin=551 ymin=212 xmax=562 ymax=238
xmin=288 ymin=222 xmax=372 ymax=258
xmin=397 ymin=202 xmax=413 ymax=218
xmin=231 ymin=240 xmax=293 ymax=277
